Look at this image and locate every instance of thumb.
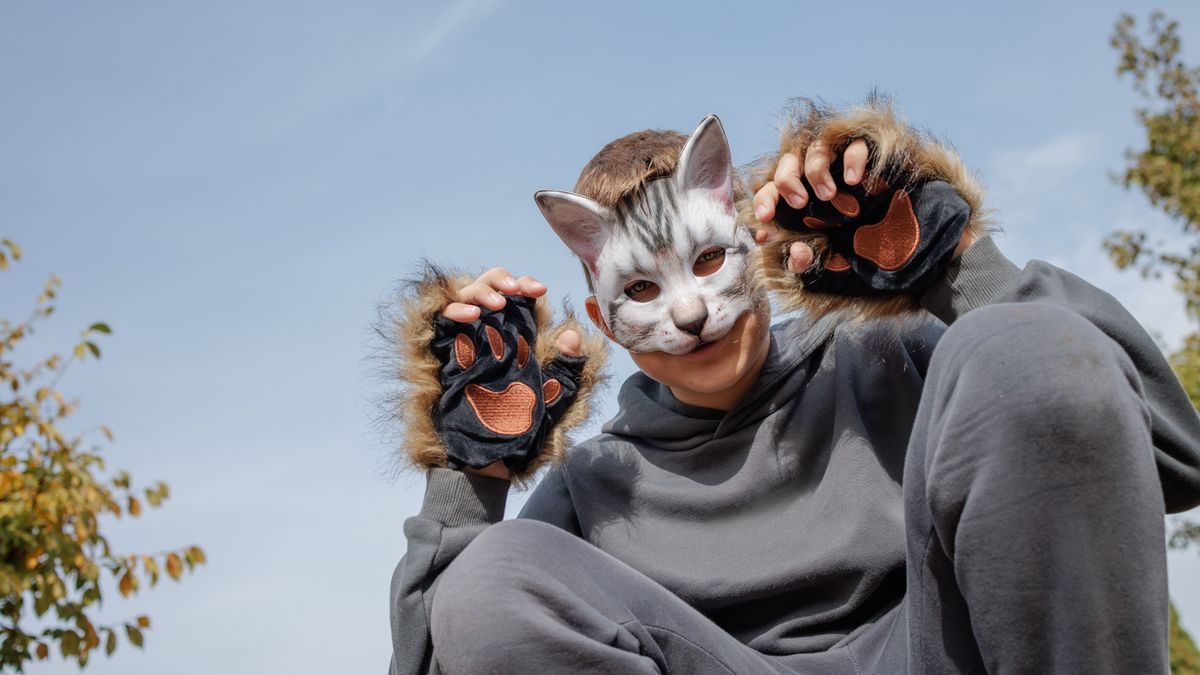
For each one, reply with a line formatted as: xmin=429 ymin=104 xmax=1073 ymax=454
xmin=789 ymin=242 xmax=815 ymax=273
xmin=554 ymin=329 xmax=583 ymax=357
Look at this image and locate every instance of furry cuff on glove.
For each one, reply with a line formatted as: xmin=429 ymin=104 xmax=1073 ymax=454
xmin=750 ymin=95 xmax=993 ymax=318
xmin=381 ymin=265 xmax=608 ymax=483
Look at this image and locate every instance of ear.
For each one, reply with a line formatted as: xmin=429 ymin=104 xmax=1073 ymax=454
xmin=584 ymin=296 xmax=616 ymax=342
xmin=675 ymin=114 xmax=734 ymax=209
xmin=534 ymin=190 xmax=615 ymax=274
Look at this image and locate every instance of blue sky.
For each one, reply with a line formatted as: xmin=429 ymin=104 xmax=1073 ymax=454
xmin=4 ymin=1 xmax=1200 ymax=672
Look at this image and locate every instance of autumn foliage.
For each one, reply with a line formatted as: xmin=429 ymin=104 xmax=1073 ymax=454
xmin=0 ymin=240 xmax=204 ymax=670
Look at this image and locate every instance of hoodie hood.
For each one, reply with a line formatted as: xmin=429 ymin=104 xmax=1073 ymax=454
xmin=601 ymin=313 xmax=840 ymax=451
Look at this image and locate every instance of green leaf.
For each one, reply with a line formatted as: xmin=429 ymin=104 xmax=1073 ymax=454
xmin=105 ymin=629 xmax=117 ymax=656
xmin=86 ymin=322 xmax=111 ymax=335
xmin=85 ymin=341 xmax=100 ymax=359
xmin=125 ymin=624 xmax=144 ymax=648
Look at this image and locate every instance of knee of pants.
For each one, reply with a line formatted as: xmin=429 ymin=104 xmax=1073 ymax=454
xmin=927 ymin=303 xmax=1150 ymax=466
xmin=429 ymin=520 xmax=569 ymax=662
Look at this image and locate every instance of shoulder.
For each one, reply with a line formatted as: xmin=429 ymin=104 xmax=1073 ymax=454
xmin=560 ymin=432 xmax=645 ymax=481
xmin=771 ymin=309 xmax=944 ymax=359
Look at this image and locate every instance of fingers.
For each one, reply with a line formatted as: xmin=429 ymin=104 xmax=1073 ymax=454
xmin=763 ymin=138 xmax=872 ymax=223
xmin=804 ymin=140 xmax=837 ymax=201
xmin=788 ymin=242 xmax=814 ymax=273
xmin=753 ymin=181 xmax=780 ymax=222
xmin=842 ymin=139 xmax=869 ymax=186
xmin=773 ymin=152 xmax=807 ymax=209
xmin=442 ymin=267 xmax=547 ymax=321
xmin=754 ymin=223 xmax=782 ymax=245
xmin=554 ymin=329 xmax=582 ymax=357
xmin=441 ymin=302 xmax=482 ymax=322
xmin=514 ymin=275 xmax=547 ymax=297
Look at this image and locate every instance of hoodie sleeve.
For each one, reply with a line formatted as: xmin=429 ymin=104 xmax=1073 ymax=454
xmin=388 ymin=468 xmax=509 ymax=675
xmin=920 ymin=236 xmax=1200 ymax=512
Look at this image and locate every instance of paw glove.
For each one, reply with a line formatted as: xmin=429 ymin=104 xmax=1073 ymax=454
xmin=430 ymin=295 xmax=586 ymax=474
xmin=773 ymin=158 xmax=971 ymax=295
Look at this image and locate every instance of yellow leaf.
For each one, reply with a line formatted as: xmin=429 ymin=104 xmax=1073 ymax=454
xmin=100 ymin=425 xmax=114 ymax=441
xmin=165 ymin=553 xmax=182 ymax=580
xmin=136 ymin=615 xmax=150 ymax=628
xmin=118 ymin=572 xmax=134 ymax=598
xmin=187 ymin=546 xmax=206 ymax=565
xmin=127 ymin=496 xmax=142 ymax=517
xmin=36 ymin=643 xmax=48 ymax=660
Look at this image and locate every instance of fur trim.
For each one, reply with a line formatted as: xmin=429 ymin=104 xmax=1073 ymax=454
xmin=746 ymin=94 xmax=996 ymax=319
xmin=378 ymin=263 xmax=609 ymax=483
xmin=533 ymin=307 xmax=609 ymax=483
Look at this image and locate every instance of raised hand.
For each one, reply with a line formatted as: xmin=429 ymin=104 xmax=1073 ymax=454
xmin=431 ymin=293 xmax=586 ymax=477
xmin=385 ymin=264 xmax=606 ymax=483
xmin=748 ymin=98 xmax=987 ymax=314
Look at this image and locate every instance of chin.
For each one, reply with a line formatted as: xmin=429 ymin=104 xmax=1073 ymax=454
xmin=630 ymin=307 xmax=771 ymax=405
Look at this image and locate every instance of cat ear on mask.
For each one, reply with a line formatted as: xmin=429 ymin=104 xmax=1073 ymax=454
xmin=675 ymin=114 xmax=734 ymax=209
xmin=534 ymin=190 xmax=615 ymax=275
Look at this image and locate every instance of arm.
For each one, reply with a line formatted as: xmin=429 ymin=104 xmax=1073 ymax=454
xmin=389 ymin=469 xmax=508 ymax=674
xmin=921 ymin=236 xmax=1200 ymax=512
xmin=381 ymin=265 xmax=608 ymax=673
xmin=518 ymin=465 xmax=583 ymax=535
xmin=750 ymin=96 xmax=1200 ymax=512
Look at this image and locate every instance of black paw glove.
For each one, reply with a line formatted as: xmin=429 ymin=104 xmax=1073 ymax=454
xmin=429 ymin=295 xmax=586 ymax=473
xmin=773 ymin=158 xmax=971 ymax=295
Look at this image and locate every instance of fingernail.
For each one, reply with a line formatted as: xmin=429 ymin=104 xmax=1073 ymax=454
xmin=814 ymin=185 xmax=830 ymax=201
xmin=785 ymin=193 xmax=805 ymax=209
xmin=754 ymin=204 xmax=769 ymax=220
xmin=503 ymin=276 xmax=517 ymax=288
xmin=489 ymin=292 xmax=504 ymax=304
xmin=845 ymin=168 xmax=857 ymax=183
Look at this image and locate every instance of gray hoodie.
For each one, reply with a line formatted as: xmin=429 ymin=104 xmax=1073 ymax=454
xmin=387 ymin=238 xmax=1200 ymax=673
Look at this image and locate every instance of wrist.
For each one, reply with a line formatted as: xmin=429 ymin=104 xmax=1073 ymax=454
xmin=462 ymin=461 xmax=511 ymax=481
xmin=953 ymin=230 xmax=979 ymax=259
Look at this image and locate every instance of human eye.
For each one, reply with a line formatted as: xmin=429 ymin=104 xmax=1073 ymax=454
xmin=692 ymin=246 xmax=726 ymax=277
xmin=623 ymin=279 xmax=661 ymax=302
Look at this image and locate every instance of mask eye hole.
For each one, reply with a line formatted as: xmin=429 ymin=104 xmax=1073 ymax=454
xmin=693 ymin=247 xmax=726 ymax=277
xmin=623 ymin=280 xmax=660 ymax=302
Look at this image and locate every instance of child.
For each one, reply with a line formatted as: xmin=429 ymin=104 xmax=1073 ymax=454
xmin=385 ymin=99 xmax=1200 ymax=674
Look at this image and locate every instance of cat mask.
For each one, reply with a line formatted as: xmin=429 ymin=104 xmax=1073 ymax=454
xmin=534 ymin=115 xmax=759 ymax=355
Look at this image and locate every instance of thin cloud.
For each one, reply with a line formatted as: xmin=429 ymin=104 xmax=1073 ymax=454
xmin=405 ymin=0 xmax=501 ymax=65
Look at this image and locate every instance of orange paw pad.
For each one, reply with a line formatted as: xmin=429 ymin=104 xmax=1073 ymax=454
xmin=824 ymin=253 xmax=851 ymax=272
xmin=543 ymin=378 xmax=563 ymax=404
xmin=853 ymin=190 xmax=920 ymax=271
xmin=465 ymin=382 xmax=537 ymax=435
xmin=454 ymin=334 xmax=476 ymax=369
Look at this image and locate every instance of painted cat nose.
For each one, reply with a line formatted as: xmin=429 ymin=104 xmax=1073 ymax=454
xmin=672 ymin=303 xmax=708 ymax=337
xmin=677 ymin=316 xmax=707 ymax=337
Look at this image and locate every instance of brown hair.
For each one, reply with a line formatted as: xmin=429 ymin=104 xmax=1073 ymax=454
xmin=572 ymin=130 xmax=689 ymax=293
xmin=574 ymin=129 xmax=689 ymax=208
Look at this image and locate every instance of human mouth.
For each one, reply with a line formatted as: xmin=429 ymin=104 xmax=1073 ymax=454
xmin=680 ymin=330 xmax=732 ymax=359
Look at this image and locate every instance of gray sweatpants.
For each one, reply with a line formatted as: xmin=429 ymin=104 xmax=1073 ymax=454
xmin=429 ymin=303 xmax=1169 ymax=674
